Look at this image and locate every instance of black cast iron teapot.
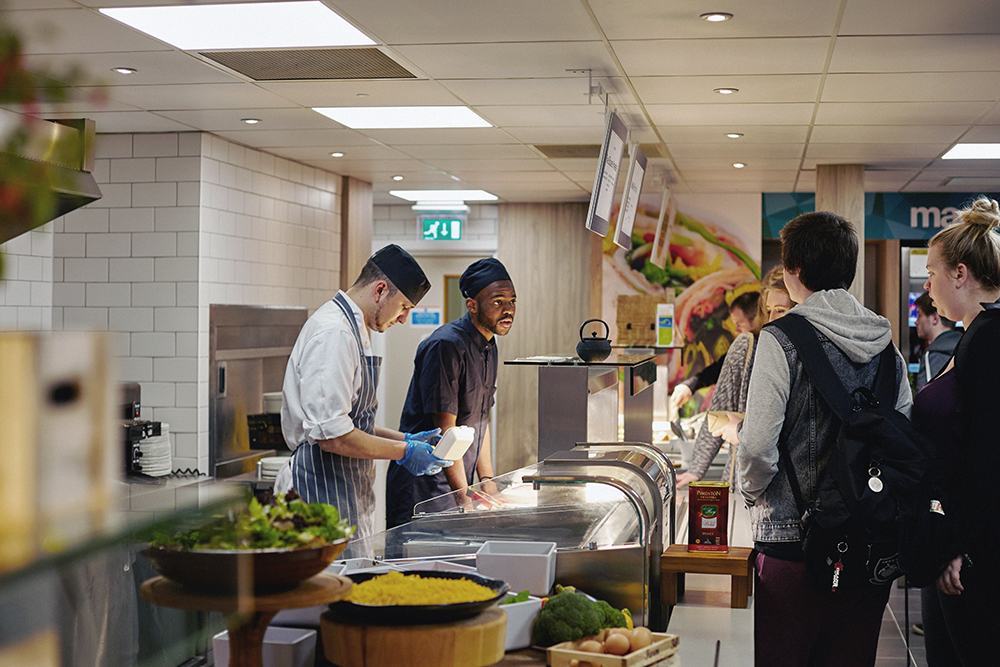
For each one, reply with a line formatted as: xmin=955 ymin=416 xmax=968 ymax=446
xmin=576 ymin=319 xmax=612 ymax=362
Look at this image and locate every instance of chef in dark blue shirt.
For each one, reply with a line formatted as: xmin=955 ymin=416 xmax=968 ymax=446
xmin=386 ymin=258 xmax=516 ymax=528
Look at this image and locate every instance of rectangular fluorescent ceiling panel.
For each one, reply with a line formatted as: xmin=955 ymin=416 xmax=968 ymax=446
xmin=100 ymin=1 xmax=374 ymax=50
xmin=942 ymin=143 xmax=1000 ymax=159
xmin=313 ymin=106 xmax=491 ymax=129
xmin=390 ymin=190 xmax=498 ymax=202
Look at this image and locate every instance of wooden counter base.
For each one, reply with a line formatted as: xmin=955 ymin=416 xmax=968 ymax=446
xmin=660 ymin=545 xmax=754 ymax=609
xmin=321 ymin=607 xmax=506 ymax=667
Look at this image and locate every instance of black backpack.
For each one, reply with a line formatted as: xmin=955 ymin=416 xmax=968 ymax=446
xmin=767 ymin=314 xmax=947 ymax=591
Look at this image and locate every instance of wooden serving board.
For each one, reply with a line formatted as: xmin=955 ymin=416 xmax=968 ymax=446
xmin=546 ymin=633 xmax=679 ymax=667
xmin=321 ymin=607 xmax=506 ymax=667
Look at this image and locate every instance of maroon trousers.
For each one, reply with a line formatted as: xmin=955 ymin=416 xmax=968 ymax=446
xmin=753 ymin=552 xmax=891 ymax=667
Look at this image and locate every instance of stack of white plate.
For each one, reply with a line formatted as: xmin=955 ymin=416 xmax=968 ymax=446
xmin=259 ymin=456 xmax=289 ymax=481
xmin=138 ymin=423 xmax=172 ymax=477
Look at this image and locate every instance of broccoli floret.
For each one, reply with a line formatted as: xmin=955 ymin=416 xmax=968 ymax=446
xmin=594 ymin=599 xmax=627 ymax=628
xmin=532 ymin=591 xmax=604 ymax=646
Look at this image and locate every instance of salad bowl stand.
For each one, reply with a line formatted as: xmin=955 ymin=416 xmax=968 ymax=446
xmin=140 ymin=570 xmax=352 ymax=667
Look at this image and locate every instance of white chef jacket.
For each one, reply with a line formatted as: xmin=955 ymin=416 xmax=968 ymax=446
xmin=280 ymin=291 xmax=373 ymax=451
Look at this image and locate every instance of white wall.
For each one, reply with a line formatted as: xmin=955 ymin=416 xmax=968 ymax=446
xmin=0 ymin=131 xmax=343 ymax=474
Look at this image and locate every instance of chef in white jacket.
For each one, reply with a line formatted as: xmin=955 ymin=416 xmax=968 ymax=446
xmin=275 ymin=244 xmax=451 ymax=543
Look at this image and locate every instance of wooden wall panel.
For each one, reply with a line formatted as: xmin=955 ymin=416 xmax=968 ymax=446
xmin=816 ymin=164 xmax=865 ymax=303
xmin=496 ymin=202 xmax=592 ymax=474
xmin=341 ymin=176 xmax=373 ymax=289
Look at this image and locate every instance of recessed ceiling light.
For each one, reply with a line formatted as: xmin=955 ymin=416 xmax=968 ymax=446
xmin=700 ymin=12 xmax=733 ymax=22
xmin=733 ymin=162 xmax=746 ymax=169
xmin=330 ymin=152 xmax=344 ymax=158
xmin=241 ymin=118 xmax=261 ymax=125
xmin=714 ymin=88 xmax=739 ymax=95
xmin=390 ymin=189 xmax=497 ymax=203
xmin=100 ymin=1 xmax=374 ymax=51
xmin=357 ymin=93 xmax=369 ymax=98
xmin=112 ymin=67 xmax=136 ymax=75
xmin=726 ymin=132 xmax=744 ymax=139
xmin=392 ymin=175 xmax=404 ymax=181
xmin=942 ymin=143 xmax=1000 ymax=159
xmin=313 ymin=106 xmax=491 ymax=129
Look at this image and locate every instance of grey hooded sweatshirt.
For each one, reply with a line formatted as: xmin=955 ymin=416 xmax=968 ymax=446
xmin=737 ymin=289 xmax=912 ymax=545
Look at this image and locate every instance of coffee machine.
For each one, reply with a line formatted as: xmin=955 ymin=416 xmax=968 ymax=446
xmin=121 ymin=382 xmax=165 ymax=476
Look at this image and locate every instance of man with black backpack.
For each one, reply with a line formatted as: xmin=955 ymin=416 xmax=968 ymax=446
xmin=736 ymin=211 xmax=913 ymax=667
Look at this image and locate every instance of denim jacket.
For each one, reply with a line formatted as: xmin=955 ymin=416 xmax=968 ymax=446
xmin=737 ymin=290 xmax=913 ymax=544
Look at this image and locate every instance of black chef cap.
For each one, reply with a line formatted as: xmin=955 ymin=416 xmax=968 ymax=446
xmin=370 ymin=244 xmax=431 ymax=305
xmin=460 ymin=258 xmax=512 ymax=299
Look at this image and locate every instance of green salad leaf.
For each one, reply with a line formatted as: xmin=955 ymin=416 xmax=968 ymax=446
xmin=152 ymin=491 xmax=354 ymax=551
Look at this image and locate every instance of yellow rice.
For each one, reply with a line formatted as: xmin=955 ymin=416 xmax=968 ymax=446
xmin=346 ymin=570 xmax=495 ymax=606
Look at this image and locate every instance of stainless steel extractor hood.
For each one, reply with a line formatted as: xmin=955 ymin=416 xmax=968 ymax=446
xmin=0 ymin=110 xmax=102 ymax=245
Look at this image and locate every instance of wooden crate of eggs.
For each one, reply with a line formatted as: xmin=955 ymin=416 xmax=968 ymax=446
xmin=547 ymin=628 xmax=679 ymax=667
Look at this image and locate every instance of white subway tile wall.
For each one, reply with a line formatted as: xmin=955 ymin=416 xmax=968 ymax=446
xmin=0 ymin=131 xmax=342 ymax=476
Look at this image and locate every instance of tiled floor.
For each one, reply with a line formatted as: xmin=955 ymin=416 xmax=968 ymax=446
xmin=878 ymin=582 xmax=927 ymax=667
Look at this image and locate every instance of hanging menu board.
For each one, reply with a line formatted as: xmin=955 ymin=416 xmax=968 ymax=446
xmin=585 ymin=110 xmax=628 ymax=237
xmin=613 ymin=144 xmax=647 ymax=249
xmin=650 ymin=187 xmax=677 ymax=269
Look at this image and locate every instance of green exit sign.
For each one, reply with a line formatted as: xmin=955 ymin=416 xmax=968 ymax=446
xmin=421 ymin=218 xmax=463 ymax=241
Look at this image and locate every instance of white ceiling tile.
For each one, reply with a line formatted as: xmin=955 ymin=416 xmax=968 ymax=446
xmin=156 ymin=109 xmax=346 ymax=134
xmin=26 ymin=50 xmax=237 ymax=87
xmin=815 ymin=102 xmax=994 ymax=126
xmin=822 ymin=73 xmax=1000 ymax=103
xmin=632 ymin=74 xmax=822 ymax=104
xmin=660 ymin=125 xmax=810 ymax=143
xmin=9 ymin=7 xmax=174 ymax=55
xmin=839 ymin=0 xmax=1000 ymax=35
xmin=831 ymin=35 xmax=1000 ymax=74
xmin=330 ymin=0 xmax=600 ymax=44
xmin=392 ymin=42 xmax=615 ymax=80
xmin=955 ymin=126 xmax=1000 ymax=142
xmin=647 ymin=103 xmax=815 ymax=126
xmin=256 ymin=80 xmax=465 ymax=108
xmin=106 ymin=82 xmax=295 ymax=110
xmin=441 ymin=77 xmax=633 ymax=107
xmin=612 ymin=37 xmax=831 ymax=77
xmin=419 ymin=158 xmax=556 ymax=172
xmin=397 ymin=144 xmax=541 ymax=160
xmin=591 ymin=0 xmax=842 ymax=40
xmin=806 ymin=143 xmax=948 ymax=160
xmin=810 ymin=125 xmax=968 ymax=144
xmin=674 ymin=157 xmax=802 ymax=171
xmin=668 ymin=143 xmax=805 ymax=159
xmin=475 ymin=104 xmax=610 ymax=127
xmin=357 ymin=128 xmax=521 ymax=146
xmin=62 ymin=111 xmax=193 ymax=133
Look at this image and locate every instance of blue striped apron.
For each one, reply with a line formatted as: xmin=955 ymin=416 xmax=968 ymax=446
xmin=290 ymin=293 xmax=380 ymax=541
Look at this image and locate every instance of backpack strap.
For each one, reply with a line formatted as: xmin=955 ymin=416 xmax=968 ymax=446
xmin=766 ymin=314 xmax=854 ymax=422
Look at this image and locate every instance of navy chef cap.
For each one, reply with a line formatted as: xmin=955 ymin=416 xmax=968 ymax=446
xmin=460 ymin=258 xmax=512 ymax=299
xmin=370 ymin=244 xmax=431 ymax=305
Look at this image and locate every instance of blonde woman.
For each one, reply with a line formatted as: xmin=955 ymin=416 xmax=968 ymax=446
xmin=915 ymin=196 xmax=1000 ymax=666
xmin=675 ymin=267 xmax=792 ymax=489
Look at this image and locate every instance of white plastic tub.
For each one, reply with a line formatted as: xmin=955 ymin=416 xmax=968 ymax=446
xmin=476 ymin=540 xmax=556 ymax=596
xmin=212 ymin=627 xmax=315 ymax=667
xmin=500 ymin=593 xmax=543 ymax=651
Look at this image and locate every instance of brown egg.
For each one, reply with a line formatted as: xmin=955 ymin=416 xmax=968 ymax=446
xmin=578 ymin=640 xmax=603 ymax=654
xmin=629 ymin=626 xmax=654 ymax=651
xmin=604 ymin=632 xmax=631 ymax=655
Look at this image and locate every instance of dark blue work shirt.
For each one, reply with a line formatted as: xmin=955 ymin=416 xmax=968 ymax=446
xmin=386 ymin=312 xmax=497 ymax=528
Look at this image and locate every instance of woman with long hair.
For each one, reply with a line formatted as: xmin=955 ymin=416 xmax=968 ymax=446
xmin=675 ymin=266 xmax=792 ymax=489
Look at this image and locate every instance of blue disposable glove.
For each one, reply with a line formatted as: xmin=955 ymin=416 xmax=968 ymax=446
xmin=400 ymin=440 xmax=453 ymax=476
xmin=405 ymin=428 xmax=442 ymax=446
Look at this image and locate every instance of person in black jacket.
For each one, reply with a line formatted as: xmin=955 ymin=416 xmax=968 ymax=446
xmin=915 ymin=196 xmax=1000 ymax=667
xmin=913 ymin=291 xmax=962 ymax=390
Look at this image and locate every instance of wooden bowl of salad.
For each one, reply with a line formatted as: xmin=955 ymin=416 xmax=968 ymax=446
xmin=141 ymin=492 xmax=353 ymax=593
